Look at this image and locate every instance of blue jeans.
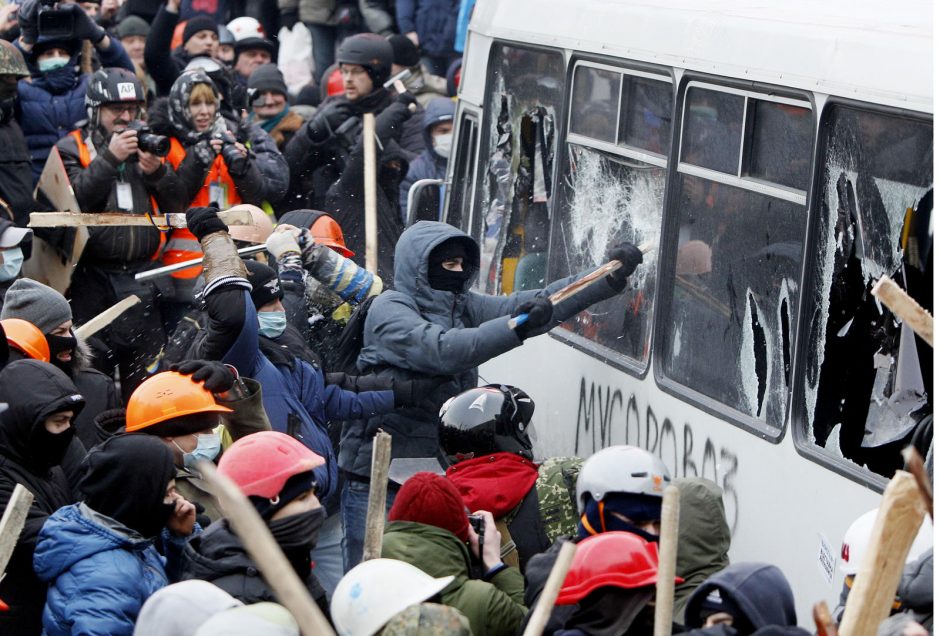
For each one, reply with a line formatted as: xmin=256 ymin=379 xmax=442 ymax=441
xmin=306 ymin=23 xmax=361 ymax=86
xmin=310 ymin=512 xmax=344 ymax=599
xmin=341 ymin=478 xmax=397 ymax=572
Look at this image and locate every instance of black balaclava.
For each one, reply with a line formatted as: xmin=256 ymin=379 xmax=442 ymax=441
xmin=563 ymin=586 xmax=655 ymax=636
xmin=79 ymin=434 xmax=178 ymax=538
xmin=428 ymin=238 xmax=472 ymax=293
xmin=46 ymin=333 xmax=78 ymax=376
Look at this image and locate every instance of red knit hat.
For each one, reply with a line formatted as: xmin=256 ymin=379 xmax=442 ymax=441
xmin=388 ymin=472 xmax=471 ymax=543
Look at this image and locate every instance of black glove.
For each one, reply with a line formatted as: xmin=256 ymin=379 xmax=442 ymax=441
xmin=306 ymin=101 xmax=356 ymax=143
xmin=392 ymin=376 xmax=449 ymax=409
xmin=280 ymin=9 xmax=300 ymax=29
xmin=374 ymin=94 xmax=416 ymax=143
xmin=186 ymin=205 xmax=227 ymax=241
xmin=511 ymin=297 xmax=553 ymax=340
xmin=605 ymin=242 xmax=643 ymax=292
xmin=68 ymin=4 xmax=106 ymax=43
xmin=17 ymin=0 xmax=40 ymax=45
xmin=170 ymin=360 xmax=236 ymax=393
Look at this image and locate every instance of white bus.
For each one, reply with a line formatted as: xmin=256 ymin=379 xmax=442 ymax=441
xmin=429 ymin=0 xmax=933 ymax=623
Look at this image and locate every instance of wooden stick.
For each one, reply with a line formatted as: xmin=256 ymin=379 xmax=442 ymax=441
xmin=839 ymin=471 xmax=927 ymax=636
xmin=362 ymin=430 xmax=393 ymax=562
xmin=653 ymin=485 xmax=680 ymax=636
xmin=197 ymin=461 xmax=336 ymax=636
xmin=813 ymin=601 xmax=838 ymax=636
xmin=393 ymin=80 xmax=418 ymax=113
xmin=0 ymin=484 xmax=35 ymax=580
xmin=522 ymin=541 xmax=577 ymax=636
xmin=901 ymin=446 xmax=933 ymax=521
xmin=871 ymin=276 xmax=933 ymax=347
xmin=28 ymin=209 xmax=254 ymax=229
xmin=73 ymin=295 xmax=140 ymax=341
xmin=363 ymin=113 xmax=378 ymax=274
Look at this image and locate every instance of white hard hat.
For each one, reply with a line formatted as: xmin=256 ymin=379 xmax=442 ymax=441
xmin=331 ymin=559 xmax=454 ymax=636
xmin=576 ymin=445 xmax=671 ymax=513
xmin=839 ymin=508 xmax=933 ymax=575
xmin=226 ymin=17 xmax=265 ymax=41
xmin=227 ymin=204 xmax=273 ymax=244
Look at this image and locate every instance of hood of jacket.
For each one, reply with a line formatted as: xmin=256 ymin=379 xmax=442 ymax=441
xmin=421 ymin=97 xmax=454 ymax=158
xmin=392 ymin=221 xmax=479 ymax=313
xmin=33 ymin=502 xmax=152 ymax=582
xmin=0 ymin=359 xmax=84 ymax=471
xmin=675 ymin=478 xmax=731 ymax=589
xmin=180 ymin=518 xmax=255 ymax=582
xmin=445 ymin=452 xmax=539 ymax=519
xmin=684 ymin=562 xmax=797 ymax=629
xmin=382 ymin=520 xmax=471 ymax=593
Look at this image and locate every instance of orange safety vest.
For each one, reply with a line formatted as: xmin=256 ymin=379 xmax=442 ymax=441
xmin=162 ymin=137 xmax=243 ymax=279
xmin=67 ymin=130 xmax=166 ymax=261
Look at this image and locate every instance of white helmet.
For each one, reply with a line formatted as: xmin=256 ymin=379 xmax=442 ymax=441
xmin=839 ymin=508 xmax=933 ymax=576
xmin=227 ymin=204 xmax=274 ymax=244
xmin=226 ymin=17 xmax=265 ymax=41
xmin=576 ymin=445 xmax=671 ymax=514
xmin=331 ymin=559 xmax=454 ymax=636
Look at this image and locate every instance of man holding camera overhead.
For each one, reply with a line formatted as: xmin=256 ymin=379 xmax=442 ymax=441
xmin=56 ymin=68 xmax=186 ymax=399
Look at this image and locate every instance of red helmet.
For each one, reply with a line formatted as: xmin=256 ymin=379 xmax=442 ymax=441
xmin=326 ymin=67 xmax=344 ymax=97
xmin=556 ymin=532 xmax=681 ymax=605
xmin=218 ymin=431 xmax=325 ymax=498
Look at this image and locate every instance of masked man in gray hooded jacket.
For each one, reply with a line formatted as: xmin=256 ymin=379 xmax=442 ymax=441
xmin=338 ymin=220 xmax=644 ymax=570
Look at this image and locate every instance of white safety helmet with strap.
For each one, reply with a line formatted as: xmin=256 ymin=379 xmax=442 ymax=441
xmin=839 ymin=507 xmax=933 ymax=576
xmin=226 ymin=204 xmax=273 ymax=244
xmin=331 ymin=559 xmax=454 ymax=636
xmin=576 ymin=445 xmax=671 ymax=514
xmin=226 ymin=16 xmax=265 ymax=41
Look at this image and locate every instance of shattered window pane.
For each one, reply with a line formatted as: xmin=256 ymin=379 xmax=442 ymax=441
xmin=681 ymin=87 xmax=744 ymax=175
xmin=662 ymin=174 xmax=805 ymax=427
xmin=619 ymin=76 xmax=673 ymax=155
xmin=551 ymin=146 xmax=665 ymax=363
xmin=475 ymin=45 xmax=564 ymax=294
xmin=570 ymin=65 xmax=619 ymax=142
xmin=744 ymin=101 xmax=814 ymax=191
xmin=800 ymin=106 xmax=932 ymax=477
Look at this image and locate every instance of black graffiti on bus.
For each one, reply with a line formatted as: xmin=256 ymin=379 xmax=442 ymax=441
xmin=574 ymin=377 xmax=739 ymax=534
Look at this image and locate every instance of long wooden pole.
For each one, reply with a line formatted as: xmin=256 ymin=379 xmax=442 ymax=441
xmin=871 ymin=276 xmax=933 ymax=346
xmin=362 ymin=430 xmax=393 ymax=562
xmin=363 ymin=113 xmax=378 ymax=274
xmin=839 ymin=471 xmax=927 ymax=636
xmin=0 ymin=484 xmax=34 ymax=580
xmin=197 ymin=461 xmax=336 ymax=636
xmin=653 ymin=485 xmax=680 ymax=636
xmin=522 ymin=541 xmax=577 ymax=636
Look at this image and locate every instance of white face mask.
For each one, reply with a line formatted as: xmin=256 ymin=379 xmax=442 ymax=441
xmin=432 ymin=132 xmax=452 ymax=159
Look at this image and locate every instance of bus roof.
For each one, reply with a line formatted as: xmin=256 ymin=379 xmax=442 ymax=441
xmin=470 ymin=0 xmax=932 ymax=113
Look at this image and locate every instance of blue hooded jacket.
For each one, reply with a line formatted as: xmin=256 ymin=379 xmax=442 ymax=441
xmin=399 ymin=97 xmax=454 ymax=220
xmin=339 ymin=221 xmax=623 ymax=478
xmin=396 ymin=0 xmax=460 ymax=58
xmin=683 ymin=562 xmax=798 ymax=630
xmin=33 ymin=503 xmax=191 ymax=636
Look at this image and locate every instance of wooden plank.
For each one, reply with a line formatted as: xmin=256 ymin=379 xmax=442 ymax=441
xmin=901 ymin=446 xmax=933 ymax=521
xmin=522 ymin=541 xmax=577 ymax=636
xmin=73 ymin=295 xmax=140 ymax=340
xmin=871 ymin=276 xmax=933 ymax=347
xmin=0 ymin=484 xmax=35 ymax=580
xmin=28 ymin=209 xmax=254 ymax=229
xmin=653 ymin=485 xmax=680 ymax=636
xmin=363 ymin=113 xmax=378 ymax=274
xmin=362 ymin=430 xmax=393 ymax=562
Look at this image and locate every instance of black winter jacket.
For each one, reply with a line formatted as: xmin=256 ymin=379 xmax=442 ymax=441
xmin=0 ymin=106 xmax=35 ymax=226
xmin=144 ymin=6 xmax=200 ymax=97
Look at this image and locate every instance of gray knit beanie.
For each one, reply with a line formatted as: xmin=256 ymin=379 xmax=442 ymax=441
xmin=0 ymin=278 xmax=73 ymax=334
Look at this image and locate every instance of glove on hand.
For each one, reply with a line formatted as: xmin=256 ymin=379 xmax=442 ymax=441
xmin=392 ymin=376 xmax=449 ymax=409
xmin=186 ymin=205 xmax=226 ymax=241
xmin=70 ymin=4 xmax=106 ymax=43
xmin=17 ymin=0 xmax=40 ymax=44
xmin=374 ymin=95 xmax=416 ymax=142
xmin=605 ymin=242 xmax=643 ymax=292
xmin=306 ymin=101 xmax=356 ymax=143
xmin=266 ymin=229 xmax=302 ymax=260
xmin=170 ymin=359 xmax=236 ymax=393
xmin=511 ymin=296 xmax=553 ymax=340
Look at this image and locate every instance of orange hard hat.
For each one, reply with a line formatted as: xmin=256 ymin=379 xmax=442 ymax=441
xmin=326 ymin=67 xmax=344 ymax=97
xmin=2 ymin=319 xmax=50 ymax=362
xmin=219 ymin=431 xmax=325 ymax=498
xmin=311 ymin=215 xmax=354 ymax=257
xmin=126 ymin=371 xmax=232 ymax=433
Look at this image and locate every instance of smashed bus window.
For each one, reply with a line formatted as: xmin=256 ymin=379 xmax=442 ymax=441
xmin=475 ymin=45 xmax=565 ymax=295
xmin=799 ymin=106 xmax=933 ymax=477
xmin=661 ymin=84 xmax=813 ymax=431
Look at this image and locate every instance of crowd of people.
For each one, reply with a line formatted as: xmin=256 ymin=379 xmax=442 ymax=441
xmin=0 ymin=0 xmax=931 ymax=634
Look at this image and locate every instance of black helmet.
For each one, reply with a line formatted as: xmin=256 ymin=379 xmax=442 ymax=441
xmin=439 ymin=385 xmax=536 ymax=460
xmin=85 ymin=67 xmax=144 ymax=124
xmin=336 ymin=33 xmax=393 ymax=87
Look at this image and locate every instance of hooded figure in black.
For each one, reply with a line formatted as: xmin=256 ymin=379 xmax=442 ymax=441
xmin=0 ymin=359 xmax=84 ymax=636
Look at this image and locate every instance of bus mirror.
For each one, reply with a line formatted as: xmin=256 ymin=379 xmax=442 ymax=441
xmin=406 ymin=178 xmax=447 ymax=227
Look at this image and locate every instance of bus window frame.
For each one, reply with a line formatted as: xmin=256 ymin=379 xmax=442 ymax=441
xmin=546 ymin=55 xmax=675 ymax=378
xmin=789 ymin=96 xmax=932 ymax=492
xmin=444 ymin=106 xmax=481 ymax=233
xmin=652 ymin=72 xmax=818 ymax=444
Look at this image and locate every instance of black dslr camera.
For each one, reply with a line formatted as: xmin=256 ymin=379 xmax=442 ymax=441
xmin=212 ymin=129 xmax=249 ymax=176
xmin=38 ymin=0 xmax=74 ymax=39
xmin=125 ymin=121 xmax=170 ymax=158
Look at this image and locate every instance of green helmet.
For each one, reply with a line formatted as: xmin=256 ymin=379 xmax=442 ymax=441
xmin=0 ymin=41 xmax=29 ymax=78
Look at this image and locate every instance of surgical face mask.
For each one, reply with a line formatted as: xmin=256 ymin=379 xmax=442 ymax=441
xmin=0 ymin=247 xmax=24 ymax=282
xmin=38 ymin=56 xmax=70 ymax=73
xmin=174 ymin=432 xmax=222 ymax=471
xmin=258 ymin=310 xmax=287 ymax=339
xmin=432 ymin=132 xmax=452 ymax=159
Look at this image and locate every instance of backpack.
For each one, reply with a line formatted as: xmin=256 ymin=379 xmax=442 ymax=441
xmin=535 ymin=456 xmax=584 ymax=542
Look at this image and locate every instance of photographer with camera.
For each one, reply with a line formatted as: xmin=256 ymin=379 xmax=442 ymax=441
xmin=14 ymin=0 xmax=134 ymax=180
xmin=56 ymin=67 xmax=185 ymax=400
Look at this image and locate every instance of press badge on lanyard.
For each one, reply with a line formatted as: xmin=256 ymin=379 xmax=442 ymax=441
xmin=116 ymin=181 xmax=134 ymax=211
xmin=209 ymin=181 xmax=228 ymax=209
